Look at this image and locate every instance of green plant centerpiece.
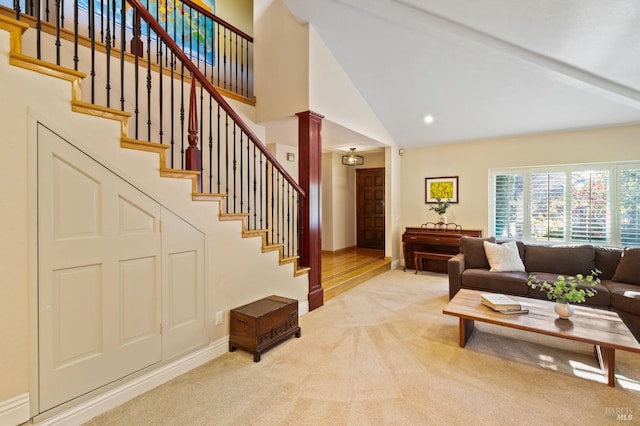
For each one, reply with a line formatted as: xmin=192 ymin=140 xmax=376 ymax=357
xmin=429 ymin=198 xmax=451 ymax=224
xmin=527 ymin=270 xmax=601 ymax=319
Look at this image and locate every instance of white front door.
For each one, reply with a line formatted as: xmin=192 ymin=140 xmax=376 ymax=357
xmin=37 ymin=124 xmax=162 ymax=411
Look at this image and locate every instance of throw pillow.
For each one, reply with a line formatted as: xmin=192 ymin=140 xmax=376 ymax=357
xmin=483 ymin=240 xmax=526 ymax=272
xmin=612 ymin=248 xmax=640 ymax=286
xmin=460 ymin=236 xmax=496 ymax=269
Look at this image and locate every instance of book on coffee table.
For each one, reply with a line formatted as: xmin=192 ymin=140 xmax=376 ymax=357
xmin=480 ymin=293 xmax=522 ymax=311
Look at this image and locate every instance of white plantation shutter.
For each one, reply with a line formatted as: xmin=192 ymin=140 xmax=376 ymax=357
xmin=530 ymin=172 xmax=565 ymax=242
xmin=571 ymin=170 xmax=610 ymax=244
xmin=490 ymin=162 xmax=640 ymax=247
xmin=619 ymin=167 xmax=640 ymax=247
xmin=493 ymin=173 xmax=524 ymax=239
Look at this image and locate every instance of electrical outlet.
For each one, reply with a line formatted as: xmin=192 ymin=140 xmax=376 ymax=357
xmin=215 ymin=311 xmax=223 ymax=325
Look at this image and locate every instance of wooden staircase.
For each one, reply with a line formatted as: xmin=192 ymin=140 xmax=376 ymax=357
xmin=0 ymin=13 xmax=309 ymax=278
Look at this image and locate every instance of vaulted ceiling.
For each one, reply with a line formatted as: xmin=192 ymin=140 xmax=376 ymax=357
xmin=281 ymin=0 xmax=640 ymax=150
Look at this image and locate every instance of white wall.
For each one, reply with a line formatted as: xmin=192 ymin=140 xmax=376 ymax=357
xmin=267 ymin=142 xmax=298 ymax=181
xmin=308 ymin=28 xmax=395 ymax=147
xmin=400 ymin=125 xmax=640 ymax=240
xmin=254 ymin=0 xmax=309 ymax=123
xmin=217 ymin=0 xmax=253 ymax=36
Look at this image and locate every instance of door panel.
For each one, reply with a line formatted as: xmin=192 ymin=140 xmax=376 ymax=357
xmin=356 ymin=168 xmax=385 ymax=250
xmin=161 ymin=209 xmax=207 ymax=360
xmin=38 ymin=124 xmax=162 ymax=411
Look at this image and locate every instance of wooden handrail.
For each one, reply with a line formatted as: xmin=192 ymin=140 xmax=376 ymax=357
xmin=126 ymin=0 xmax=304 ymax=197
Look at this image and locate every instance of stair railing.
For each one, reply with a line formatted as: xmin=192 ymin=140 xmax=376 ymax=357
xmin=5 ymin=0 xmax=306 ymax=261
xmin=8 ymin=0 xmax=253 ymax=100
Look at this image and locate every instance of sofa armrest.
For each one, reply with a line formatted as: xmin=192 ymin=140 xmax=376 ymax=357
xmin=448 ymin=253 xmax=466 ymax=300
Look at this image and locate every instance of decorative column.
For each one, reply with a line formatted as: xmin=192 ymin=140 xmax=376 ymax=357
xmin=297 ymin=110 xmax=324 ymax=311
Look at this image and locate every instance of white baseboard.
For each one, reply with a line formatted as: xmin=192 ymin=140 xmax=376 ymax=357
xmin=36 ymin=338 xmax=229 ymax=426
xmin=0 ymin=393 xmax=30 ymax=426
xmin=299 ymin=300 xmax=309 ymax=316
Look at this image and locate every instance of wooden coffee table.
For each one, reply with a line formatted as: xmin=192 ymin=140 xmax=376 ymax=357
xmin=443 ymin=289 xmax=640 ymax=387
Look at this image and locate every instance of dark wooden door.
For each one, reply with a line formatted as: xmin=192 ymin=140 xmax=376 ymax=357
xmin=356 ymin=168 xmax=385 ymax=250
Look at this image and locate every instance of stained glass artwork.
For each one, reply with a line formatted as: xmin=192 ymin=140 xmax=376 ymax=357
xmin=79 ymin=0 xmax=216 ymax=65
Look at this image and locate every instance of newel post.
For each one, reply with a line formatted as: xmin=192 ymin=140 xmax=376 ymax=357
xmin=186 ymin=79 xmax=201 ymax=191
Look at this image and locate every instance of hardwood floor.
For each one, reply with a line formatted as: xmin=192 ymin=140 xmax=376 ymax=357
xmin=321 ymin=247 xmax=391 ymax=301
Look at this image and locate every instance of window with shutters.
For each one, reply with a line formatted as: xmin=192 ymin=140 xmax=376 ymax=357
xmin=490 ymin=162 xmax=640 ymax=247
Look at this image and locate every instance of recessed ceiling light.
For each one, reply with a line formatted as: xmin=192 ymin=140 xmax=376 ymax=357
xmin=424 ymin=114 xmax=434 ymax=124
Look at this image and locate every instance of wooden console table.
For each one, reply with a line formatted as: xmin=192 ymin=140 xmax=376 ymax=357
xmin=229 ymin=295 xmax=301 ymax=362
xmin=403 ymin=227 xmax=482 ymax=273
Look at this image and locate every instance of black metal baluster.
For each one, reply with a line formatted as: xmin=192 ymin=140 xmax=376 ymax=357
xmin=199 ymin=82 xmax=204 ymax=184
xmin=133 ymin=8 xmax=140 ymax=138
xmin=246 ymin=39 xmax=251 ymax=97
xmin=253 ymin=144 xmax=257 ymax=229
xmin=45 ymin=0 xmax=49 ymax=22
xmin=60 ymin=0 xmax=64 ymax=28
xmin=54 ymin=0 xmax=60 ymax=65
xmin=216 ymin=104 xmax=221 ymax=194
xmin=105 ymin=0 xmax=112 ymax=107
xmin=158 ymin=38 xmax=164 ymax=144
xmin=208 ymin=94 xmax=213 ymax=194
xmin=216 ymin=22 xmax=220 ymax=89
xmin=287 ymin=183 xmax=291 ymax=256
xmin=258 ymin=152 xmax=263 ymax=230
xmin=146 ymin=6 xmax=152 ymax=141
xmin=120 ymin=0 xmax=125 ymax=110
xmin=99 ymin=0 xmax=104 ymax=43
xmin=170 ymin=4 xmax=177 ymax=163
xmin=13 ymin=0 xmax=20 ymax=21
xmin=35 ymin=0 xmax=41 ymax=59
xmin=223 ymin=28 xmax=227 ymax=90
xmin=234 ymin=34 xmax=238 ymax=94
xmin=73 ymin=0 xmax=78 ymax=70
xmin=90 ymin=0 xmax=95 ymax=103
xmin=180 ymin=63 xmax=185 ymax=168
xmin=246 ymin=134 xmax=251 ymax=227
xmin=281 ymin=173 xmax=285 ymax=247
xmin=239 ymin=132 xmax=243 ymax=216
xmin=232 ymin=123 xmax=237 ymax=213
xmin=112 ymin=0 xmax=116 ymax=47
xmin=169 ymin=52 xmax=175 ymax=166
xmin=225 ymin=113 xmax=229 ymax=211
xmin=240 ymin=38 xmax=244 ymax=97
xmin=298 ymin=197 xmax=303 ymax=259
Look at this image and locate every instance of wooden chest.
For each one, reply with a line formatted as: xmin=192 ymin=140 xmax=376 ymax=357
xmin=229 ymin=295 xmax=301 ymax=362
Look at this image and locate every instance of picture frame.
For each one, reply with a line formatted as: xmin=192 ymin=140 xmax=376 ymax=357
xmin=425 ymin=176 xmax=458 ymax=204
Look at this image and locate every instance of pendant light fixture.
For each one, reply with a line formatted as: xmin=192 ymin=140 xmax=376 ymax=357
xmin=342 ymin=147 xmax=364 ymax=166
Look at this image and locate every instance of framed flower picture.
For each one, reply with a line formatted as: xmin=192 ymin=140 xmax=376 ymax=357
xmin=425 ymin=176 xmax=458 ymax=204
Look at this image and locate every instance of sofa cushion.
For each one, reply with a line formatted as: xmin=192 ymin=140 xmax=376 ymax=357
xmin=524 ymin=244 xmax=596 ymax=276
xmin=603 ymin=280 xmax=640 ymax=314
xmin=484 ymin=241 xmax=525 ymax=272
xmin=527 ymin=271 xmax=610 ymax=307
xmin=460 ymin=236 xmax=495 ymax=269
xmin=612 ymin=248 xmax=640 ymax=286
xmin=461 ymin=269 xmax=529 ymax=295
xmin=595 ymin=246 xmax=623 ymax=280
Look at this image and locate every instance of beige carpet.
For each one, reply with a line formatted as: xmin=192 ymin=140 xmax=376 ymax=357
xmin=85 ymin=270 xmax=640 ymax=425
